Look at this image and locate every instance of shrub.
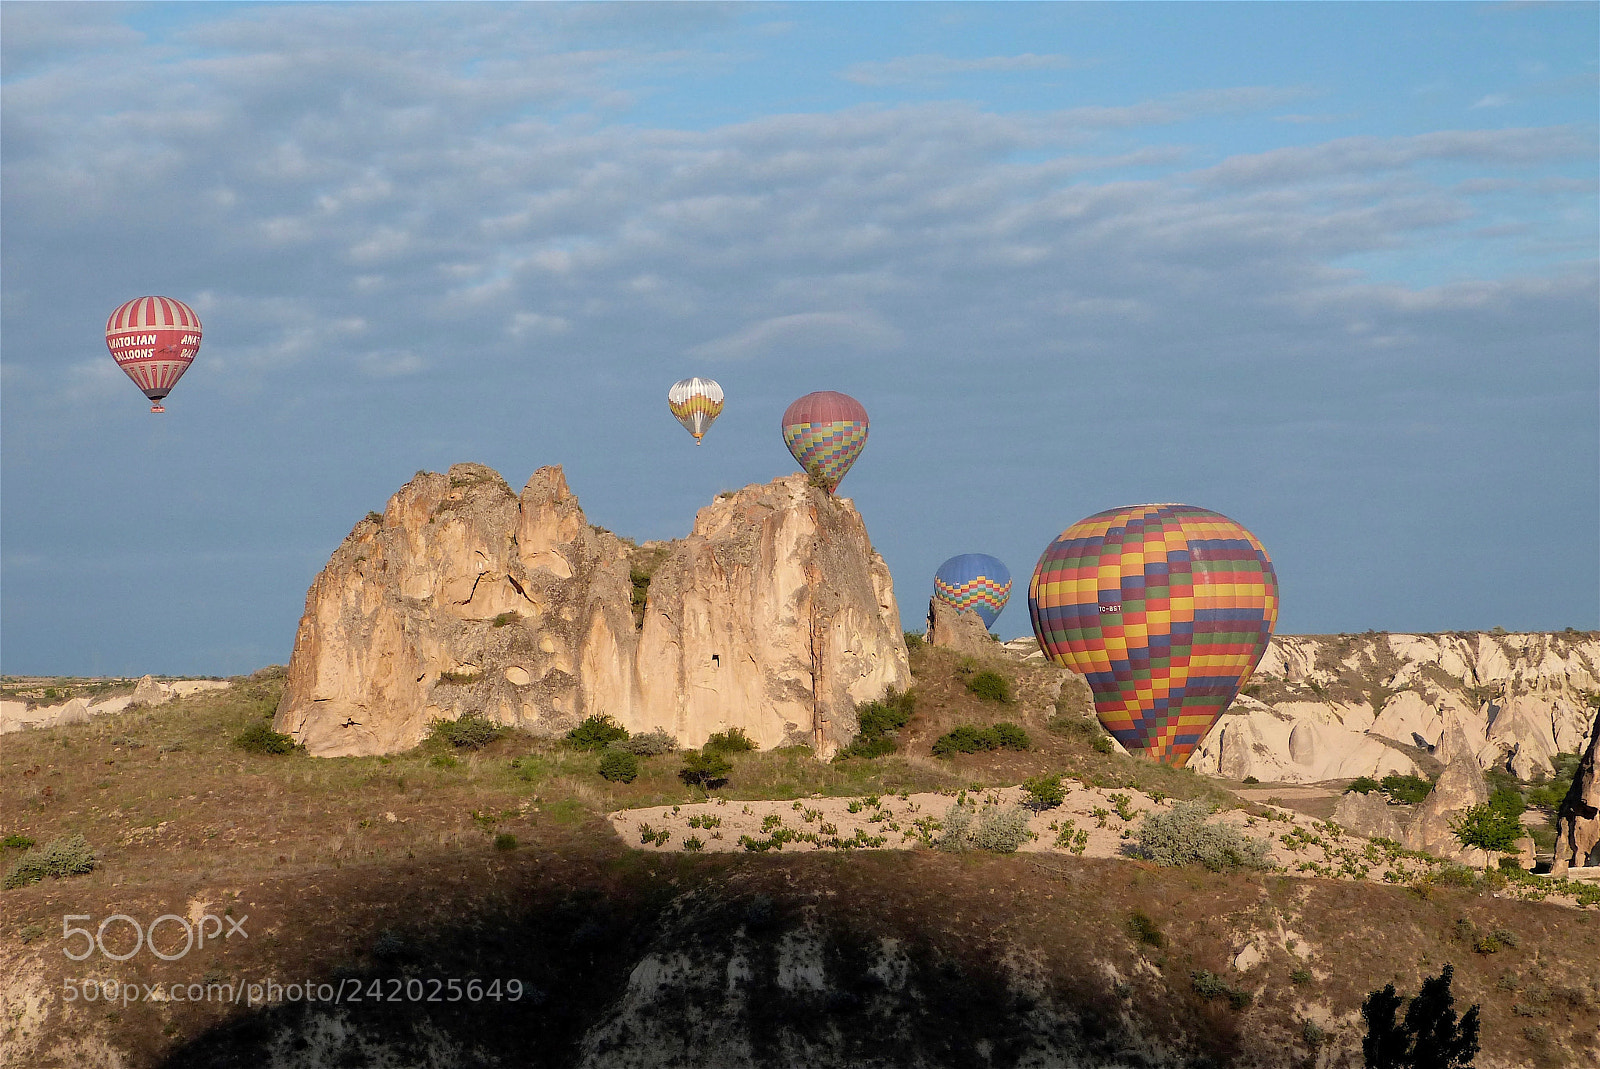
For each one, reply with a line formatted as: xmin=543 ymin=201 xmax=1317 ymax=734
xmin=617 ymin=729 xmax=677 ymax=756
xmin=490 ymin=612 xmax=518 ymax=628
xmin=4 ymin=834 xmax=97 ymax=889
xmin=935 ymin=802 xmax=976 ymax=852
xmin=1138 ymin=800 xmax=1270 ymax=872
xmin=971 ymin=806 xmax=1033 ymax=853
xmin=903 ymin=631 xmax=924 ymax=649
xmin=1345 ymin=776 xmax=1381 ymax=795
xmin=1382 ymin=774 xmax=1434 ymax=805
xmin=1362 ymin=965 xmax=1480 ymax=1069
xmin=1453 ymin=802 xmax=1522 ymax=853
xmin=430 ymin=755 xmax=458 ymax=769
xmin=705 ymin=727 xmax=756 ymax=753
xmin=1092 ymin=734 xmax=1114 ymax=755
xmin=566 ymin=715 xmax=629 ymax=751
xmin=1302 ymin=1021 xmax=1325 ymax=1047
xmin=931 ymin=722 xmax=1030 ymax=758
xmin=932 ymin=724 xmax=994 ymax=757
xmin=1022 ymin=774 xmax=1065 ymax=811
xmin=1291 ymin=968 xmax=1313 ymax=985
xmin=679 ymin=750 xmax=732 ymax=790
xmin=838 ymin=687 xmax=915 ymax=759
xmin=1243 ymin=775 xmax=1260 ymax=785
xmin=493 ymin=833 xmax=518 ymax=851
xmin=991 ymin=722 xmax=1030 ymax=750
xmin=598 ymin=749 xmax=640 ymax=784
xmin=1 ymin=835 xmax=37 ymax=850
xmin=429 ymin=713 xmax=504 ymax=750
xmin=1127 ymin=911 xmax=1164 ymax=948
xmin=233 ymin=720 xmax=299 ymax=755
xmin=1192 ymin=970 xmax=1252 ymax=1010
xmin=438 ymin=669 xmax=482 ymax=685
xmin=966 ymin=670 xmax=1012 ymax=703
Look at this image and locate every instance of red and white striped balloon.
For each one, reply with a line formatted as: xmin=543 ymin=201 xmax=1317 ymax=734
xmin=105 ymin=296 xmax=202 ymax=412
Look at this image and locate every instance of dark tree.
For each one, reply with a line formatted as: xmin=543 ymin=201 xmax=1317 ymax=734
xmin=1362 ymin=965 xmax=1480 ymax=1069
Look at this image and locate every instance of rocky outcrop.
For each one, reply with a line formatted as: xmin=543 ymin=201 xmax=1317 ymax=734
xmin=1189 ymin=698 xmax=1421 ymax=784
xmin=925 ymin=597 xmax=994 ymax=657
xmin=1402 ymin=718 xmax=1492 ymax=866
xmin=1192 ymin=631 xmax=1599 ymax=782
xmin=1552 ymin=709 xmax=1600 ymax=876
xmin=274 ymin=465 xmax=910 ymax=758
xmin=1332 ymin=790 xmax=1405 ymax=843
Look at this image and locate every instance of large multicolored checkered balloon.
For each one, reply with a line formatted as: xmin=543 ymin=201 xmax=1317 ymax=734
xmin=934 ymin=554 xmax=1012 ymax=629
xmin=781 ymin=391 xmax=868 ymax=494
xmin=1028 ymin=504 xmax=1278 ymax=767
xmin=668 ymin=377 xmax=724 ymax=445
xmin=105 ymin=296 xmax=202 ymax=413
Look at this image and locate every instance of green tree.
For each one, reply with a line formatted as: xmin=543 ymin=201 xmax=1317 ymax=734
xmin=1362 ymin=965 xmax=1480 ymax=1069
xmin=678 ymin=749 xmax=732 ymax=790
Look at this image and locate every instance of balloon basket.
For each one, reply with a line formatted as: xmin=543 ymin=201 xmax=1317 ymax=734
xmin=149 ymin=403 xmax=165 ymax=413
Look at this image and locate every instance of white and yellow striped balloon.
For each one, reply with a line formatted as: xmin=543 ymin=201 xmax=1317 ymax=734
xmin=667 ymin=377 xmax=724 ymax=444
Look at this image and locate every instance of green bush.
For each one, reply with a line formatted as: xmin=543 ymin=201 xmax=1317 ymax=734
xmin=1345 ymin=776 xmax=1381 ymax=795
xmin=1 ymin=834 xmax=37 ymax=850
xmin=566 ymin=715 xmax=629 ymax=751
xmin=966 ymin=670 xmax=1012 ymax=703
xmin=1453 ymin=802 xmax=1522 ymax=853
xmin=1382 ymin=774 xmax=1434 ymax=805
xmin=429 ymin=713 xmax=504 ymax=750
xmin=838 ymin=688 xmax=914 ymax=760
xmin=4 ymin=834 xmax=97 ymax=889
xmin=493 ymin=833 xmax=518 ymax=851
xmin=991 ymin=722 xmax=1030 ymax=750
xmin=679 ymin=750 xmax=732 ymax=790
xmin=1138 ymin=800 xmax=1269 ymax=872
xmin=1127 ymin=911 xmax=1165 ymax=948
xmin=617 ymin=729 xmax=677 ymax=756
xmin=903 ymin=631 xmax=924 ymax=649
xmin=931 ymin=722 xmax=1031 ymax=758
xmin=705 ymin=727 xmax=756 ymax=753
xmin=971 ymin=806 xmax=1033 ymax=852
xmin=233 ymin=720 xmax=299 ymax=755
xmin=1361 ymin=965 xmax=1480 ymax=1069
xmin=598 ymin=749 xmax=640 ymax=784
xmin=1192 ymin=970 xmax=1252 ymax=1009
xmin=1022 ymin=774 xmax=1065 ymax=811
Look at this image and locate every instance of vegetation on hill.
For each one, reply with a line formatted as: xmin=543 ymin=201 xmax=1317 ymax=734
xmin=1 ymin=650 xmax=1595 ymax=1068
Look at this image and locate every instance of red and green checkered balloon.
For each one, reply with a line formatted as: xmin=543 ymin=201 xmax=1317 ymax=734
xmin=782 ymin=391 xmax=868 ymax=494
xmin=1028 ymin=504 xmax=1278 ymax=767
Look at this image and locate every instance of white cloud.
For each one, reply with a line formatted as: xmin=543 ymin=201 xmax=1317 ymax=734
xmin=841 ymin=52 xmax=1083 ymax=87
xmin=689 ymin=313 xmax=905 ymax=361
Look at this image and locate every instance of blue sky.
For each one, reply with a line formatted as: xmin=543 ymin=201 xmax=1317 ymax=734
xmin=2 ymin=2 xmax=1596 ymax=676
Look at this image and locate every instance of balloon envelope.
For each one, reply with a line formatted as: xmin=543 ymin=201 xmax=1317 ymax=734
xmin=781 ymin=391 xmax=868 ymax=494
xmin=106 ymin=296 xmax=202 ymax=413
xmin=933 ymin=553 xmax=1012 ymax=629
xmin=668 ymin=377 xmax=725 ymax=444
xmin=1028 ymin=504 xmax=1278 ymax=767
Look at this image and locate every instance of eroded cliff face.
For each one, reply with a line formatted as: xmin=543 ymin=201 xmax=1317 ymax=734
xmin=274 ymin=465 xmax=909 ymax=757
xmin=1189 ymin=631 xmax=1600 ymax=783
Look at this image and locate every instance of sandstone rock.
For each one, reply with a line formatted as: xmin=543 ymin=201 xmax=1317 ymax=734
xmin=925 ymin=597 xmax=994 ymax=658
xmin=1188 ymin=701 xmax=1419 ymax=784
xmin=1332 ymin=790 xmax=1404 ymax=843
xmin=1403 ymin=717 xmax=1491 ymax=865
xmin=275 ymin=466 xmax=910 ymax=758
xmin=55 ymin=699 xmax=90 ymax=726
xmin=1551 ymin=709 xmax=1600 ymax=876
xmin=130 ymin=675 xmax=173 ymax=708
xmin=1213 ymin=632 xmax=1599 ymax=781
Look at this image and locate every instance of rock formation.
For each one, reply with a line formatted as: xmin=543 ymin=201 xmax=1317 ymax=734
xmin=1331 ymin=790 xmax=1404 ymax=843
xmin=1191 ymin=630 xmax=1599 ymax=783
xmin=1551 ymin=708 xmax=1600 ymax=875
xmin=925 ymin=597 xmax=994 ymax=657
xmin=1402 ymin=718 xmax=1492 ymax=866
xmin=274 ymin=465 xmax=911 ymax=758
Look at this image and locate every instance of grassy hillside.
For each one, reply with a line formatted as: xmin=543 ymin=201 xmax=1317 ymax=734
xmin=2 ymin=647 xmax=1596 ymax=1068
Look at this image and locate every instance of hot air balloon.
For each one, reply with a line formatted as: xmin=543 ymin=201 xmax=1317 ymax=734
xmin=1028 ymin=504 xmax=1278 ymax=767
xmin=668 ymin=377 xmax=724 ymax=445
xmin=934 ymin=554 xmax=1012 ymax=629
xmin=105 ymin=296 xmax=202 ymax=413
xmin=781 ymin=391 xmax=868 ymax=494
